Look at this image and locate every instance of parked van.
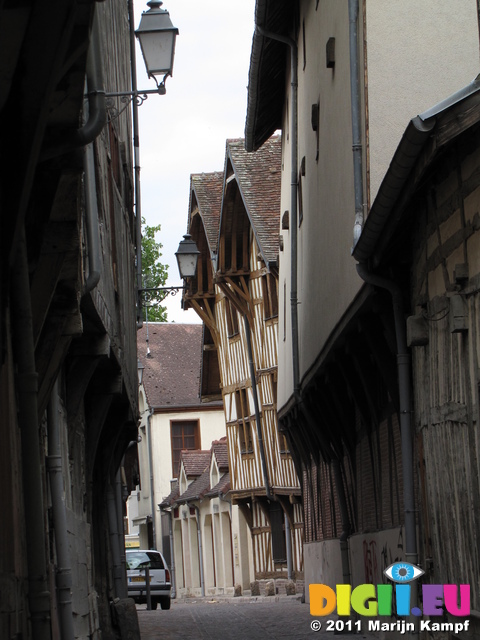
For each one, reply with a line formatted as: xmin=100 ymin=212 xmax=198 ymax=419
xmin=125 ymin=549 xmax=171 ymax=610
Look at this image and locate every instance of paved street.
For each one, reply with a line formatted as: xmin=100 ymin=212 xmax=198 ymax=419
xmin=138 ymin=597 xmax=378 ymax=640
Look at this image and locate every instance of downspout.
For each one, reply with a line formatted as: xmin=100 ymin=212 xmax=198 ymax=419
xmin=349 ymin=0 xmax=365 ymax=247
xmin=82 ymin=138 xmax=102 ymax=294
xmin=147 ymin=407 xmax=157 ymax=548
xmin=47 ymin=379 xmax=75 ymax=640
xmin=107 ymin=483 xmax=125 ymax=598
xmin=41 ymin=13 xmax=106 ymax=161
xmin=356 ymin=264 xmax=418 ymax=614
xmin=128 ymin=0 xmax=144 ymax=328
xmin=284 ymin=513 xmax=293 ymax=581
xmin=168 ymin=509 xmax=177 ymax=598
xmin=194 ymin=506 xmax=205 ymax=597
xmin=255 ymin=27 xmax=300 ymax=402
xmin=331 ymin=459 xmax=352 ymax=585
xmin=243 ymin=314 xmax=272 ymax=500
xmin=11 ymin=227 xmax=52 ymax=640
xmin=115 ymin=469 xmax=127 ymax=598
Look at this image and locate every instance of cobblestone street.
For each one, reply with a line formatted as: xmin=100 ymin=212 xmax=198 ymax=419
xmin=137 ymin=597 xmax=379 ymax=640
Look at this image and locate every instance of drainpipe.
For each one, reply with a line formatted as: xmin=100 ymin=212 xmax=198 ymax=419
xmin=82 ymin=139 xmax=102 ymax=294
xmin=107 ymin=483 xmax=125 ymax=598
xmin=47 ymin=379 xmax=75 ymax=640
xmin=348 ymin=0 xmax=365 ymax=248
xmin=41 ymin=13 xmax=106 ymax=161
xmin=115 ymin=469 xmax=127 ymax=598
xmin=356 ymin=264 xmax=418 ymax=616
xmin=243 ymin=315 xmax=272 ymax=500
xmin=194 ymin=506 xmax=205 ymax=597
xmin=284 ymin=513 xmax=293 ymax=581
xmin=128 ymin=0 xmax=144 ymax=327
xmin=255 ymin=27 xmax=300 ymax=403
xmin=11 ymin=227 xmax=52 ymax=640
xmin=331 ymin=459 xmax=352 ymax=584
xmin=168 ymin=509 xmax=177 ymax=598
xmin=147 ymin=408 xmax=157 ymax=548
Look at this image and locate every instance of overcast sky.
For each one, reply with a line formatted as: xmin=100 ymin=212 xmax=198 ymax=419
xmin=134 ymin=0 xmax=256 ymax=323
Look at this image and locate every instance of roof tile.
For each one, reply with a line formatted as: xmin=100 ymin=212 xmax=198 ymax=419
xmin=137 ymin=323 xmax=203 ymax=408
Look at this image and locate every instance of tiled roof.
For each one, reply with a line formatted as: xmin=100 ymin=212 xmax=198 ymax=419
xmin=181 ymin=450 xmax=211 ymax=477
xmin=137 ymin=323 xmax=203 ymax=408
xmin=190 ymin=172 xmax=223 ymax=255
xmin=226 ymin=135 xmax=282 ymax=264
xmin=176 ymin=468 xmax=211 ymax=503
xmin=205 ymin=472 xmax=231 ymax=498
xmin=159 ymin=480 xmax=179 ymax=508
xmin=211 ymin=437 xmax=229 ymax=470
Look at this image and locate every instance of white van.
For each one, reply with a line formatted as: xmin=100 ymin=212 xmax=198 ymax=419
xmin=125 ymin=549 xmax=171 ymax=610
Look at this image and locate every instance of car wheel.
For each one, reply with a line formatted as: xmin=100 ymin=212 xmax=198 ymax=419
xmin=150 ymin=600 xmax=158 ymax=610
xmin=160 ymin=598 xmax=171 ymax=610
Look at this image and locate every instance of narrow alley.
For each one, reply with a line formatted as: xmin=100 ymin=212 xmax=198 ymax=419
xmin=137 ymin=597 xmax=378 ymax=640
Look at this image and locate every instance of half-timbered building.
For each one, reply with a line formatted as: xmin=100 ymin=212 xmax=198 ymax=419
xmin=183 ymin=137 xmax=304 ymax=588
xmin=243 ymin=0 xmax=480 ymax=630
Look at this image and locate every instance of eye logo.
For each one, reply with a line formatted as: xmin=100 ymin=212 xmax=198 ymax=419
xmin=384 ymin=562 xmax=424 ymax=583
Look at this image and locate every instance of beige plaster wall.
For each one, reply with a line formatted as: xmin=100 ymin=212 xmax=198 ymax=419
xmin=366 ymin=0 xmax=480 ymax=202
xmin=277 ymin=0 xmax=480 ymax=412
xmin=278 ymin=0 xmax=363 ymax=409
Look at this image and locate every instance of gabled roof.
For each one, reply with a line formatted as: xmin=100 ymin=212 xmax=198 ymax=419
xmin=245 ymin=0 xmax=293 ymax=152
xmin=181 ymin=450 xmax=211 ymax=478
xmin=159 ymin=480 xmax=179 ymax=509
xmin=211 ymin=437 xmax=229 ymax=471
xmin=189 ymin=172 xmax=223 ymax=256
xmin=205 ymin=472 xmax=231 ymax=498
xmin=137 ymin=323 xmax=204 ymax=409
xmin=176 ymin=468 xmax=211 ymax=504
xmin=223 ymin=135 xmax=282 ymax=264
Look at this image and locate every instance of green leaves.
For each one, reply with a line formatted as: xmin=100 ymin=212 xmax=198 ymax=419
xmin=141 ymin=217 xmax=169 ymax=322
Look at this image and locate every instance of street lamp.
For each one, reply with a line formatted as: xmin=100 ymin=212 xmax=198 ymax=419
xmin=105 ymin=0 xmax=178 ymax=107
xmin=175 ymin=234 xmax=201 ymax=279
xmin=137 ymin=359 xmax=145 ymax=386
xmin=135 ymin=0 xmax=179 ymax=90
xmin=139 ymin=234 xmax=200 ymax=305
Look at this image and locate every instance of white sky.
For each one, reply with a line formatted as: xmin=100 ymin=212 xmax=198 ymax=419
xmin=134 ymin=0 xmax=256 ymax=323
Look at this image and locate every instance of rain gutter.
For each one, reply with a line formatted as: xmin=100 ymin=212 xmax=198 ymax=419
xmin=253 ymin=25 xmax=300 ymax=407
xmin=147 ymin=407 xmax=157 ymax=548
xmin=349 ymin=0 xmax=365 ymax=248
xmin=41 ymin=13 xmax=106 ymax=161
xmin=353 ymin=75 xmax=480 ymax=264
xmin=47 ymin=379 xmax=75 ymax=640
xmin=194 ymin=505 xmax=205 ymax=597
xmin=12 ymin=227 xmax=52 ymax=640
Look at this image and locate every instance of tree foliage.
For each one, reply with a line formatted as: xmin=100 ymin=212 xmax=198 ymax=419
xmin=141 ymin=217 xmax=169 ymax=322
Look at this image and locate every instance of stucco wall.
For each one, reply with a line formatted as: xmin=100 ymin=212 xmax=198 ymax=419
xmin=366 ymin=0 xmax=480 ymax=203
xmin=149 ymin=408 xmax=226 ymax=551
xmin=277 ymin=0 xmax=480 ymax=414
xmin=278 ymin=0 xmax=363 ymax=410
xmin=304 ymin=540 xmax=343 ymax=604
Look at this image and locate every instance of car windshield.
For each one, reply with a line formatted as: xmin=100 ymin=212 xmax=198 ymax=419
xmin=126 ymin=551 xmax=165 ymax=571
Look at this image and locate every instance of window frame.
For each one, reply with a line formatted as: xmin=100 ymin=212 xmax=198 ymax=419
xmin=170 ymin=419 xmax=201 ymax=478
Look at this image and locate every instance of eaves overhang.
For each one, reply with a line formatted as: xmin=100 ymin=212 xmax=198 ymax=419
xmin=245 ymin=0 xmax=292 ymax=152
xmin=353 ymin=75 xmax=480 ymax=266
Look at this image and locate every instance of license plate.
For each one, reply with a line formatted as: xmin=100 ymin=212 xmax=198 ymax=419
xmin=131 ymin=576 xmax=151 ymax=583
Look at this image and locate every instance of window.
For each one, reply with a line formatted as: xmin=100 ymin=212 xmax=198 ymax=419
xmin=225 ymin=298 xmax=240 ymax=337
xmin=171 ymin=420 xmax=200 ymax=478
xmin=235 ymin=388 xmax=253 ymax=455
xmin=262 ymin=274 xmax=278 ymax=320
xmin=269 ymin=502 xmax=287 ymax=563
